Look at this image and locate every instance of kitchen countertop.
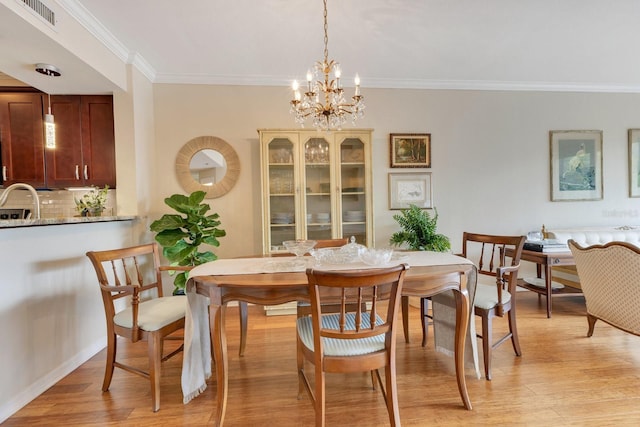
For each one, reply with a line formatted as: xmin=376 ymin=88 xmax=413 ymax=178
xmin=0 ymin=215 xmax=138 ymax=229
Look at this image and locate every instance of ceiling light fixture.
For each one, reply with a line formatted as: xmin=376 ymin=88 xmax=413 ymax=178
xmin=44 ymin=94 xmax=55 ymax=149
xmin=35 ymin=63 xmax=61 ymax=77
xmin=290 ymin=0 xmax=365 ymax=130
xmin=35 ymin=63 xmax=61 ymax=149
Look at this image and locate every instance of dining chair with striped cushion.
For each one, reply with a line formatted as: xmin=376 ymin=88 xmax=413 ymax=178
xmin=297 ymin=263 xmax=408 ymax=427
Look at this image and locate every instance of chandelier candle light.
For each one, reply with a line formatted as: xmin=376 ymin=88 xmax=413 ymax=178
xmin=290 ymin=0 xmax=365 ymax=130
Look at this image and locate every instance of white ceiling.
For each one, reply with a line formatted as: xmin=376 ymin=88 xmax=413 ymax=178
xmin=2 ymin=0 xmax=640 ymax=94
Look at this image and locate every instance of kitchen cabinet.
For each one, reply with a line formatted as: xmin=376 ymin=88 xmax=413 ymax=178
xmin=0 ymin=92 xmax=46 ymax=187
xmin=45 ymin=95 xmax=116 ymax=188
xmin=259 ymin=129 xmax=373 ymax=255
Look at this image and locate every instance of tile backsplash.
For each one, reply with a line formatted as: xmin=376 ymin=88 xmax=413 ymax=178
xmin=0 ymin=188 xmax=116 ymax=218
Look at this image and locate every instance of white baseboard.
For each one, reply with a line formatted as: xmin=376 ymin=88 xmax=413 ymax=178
xmin=0 ymin=338 xmax=105 ymax=423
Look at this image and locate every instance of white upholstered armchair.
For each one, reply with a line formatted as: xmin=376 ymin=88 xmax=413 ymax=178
xmin=568 ymin=239 xmax=640 ymax=337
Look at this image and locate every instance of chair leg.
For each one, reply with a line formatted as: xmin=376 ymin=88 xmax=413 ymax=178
xmin=481 ymin=314 xmax=493 ymax=381
xmin=401 ymin=296 xmax=410 ymax=343
xmin=297 ymin=339 xmax=305 ymax=399
xmin=102 ymin=332 xmax=117 ymax=391
xmin=238 ymin=302 xmax=248 ymax=357
xmin=508 ymin=307 xmax=522 ymax=356
xmin=148 ymin=332 xmax=162 ymax=412
xmin=384 ymin=364 xmax=400 ymax=427
xmin=587 ymin=313 xmax=598 ymax=337
xmin=314 ymin=364 xmax=326 ymax=427
xmin=420 ymin=297 xmax=429 ymax=347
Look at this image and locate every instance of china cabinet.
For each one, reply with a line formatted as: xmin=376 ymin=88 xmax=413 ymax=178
xmin=259 ymin=129 xmax=373 ymax=255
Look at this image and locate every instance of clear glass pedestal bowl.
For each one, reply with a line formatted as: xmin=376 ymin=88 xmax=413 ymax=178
xmin=282 ymin=239 xmax=317 ymax=269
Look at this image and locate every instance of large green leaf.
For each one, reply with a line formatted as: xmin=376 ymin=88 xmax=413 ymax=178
xmin=150 ymin=214 xmax=186 ymax=232
xmin=155 ymin=228 xmax=189 ymax=247
xmin=163 ymin=240 xmax=196 ymax=263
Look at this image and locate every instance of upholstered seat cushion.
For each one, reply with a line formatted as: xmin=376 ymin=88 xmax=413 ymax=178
xmin=474 ymin=283 xmax=511 ymax=310
xmin=297 ymin=312 xmax=385 ymax=356
xmin=113 ymin=295 xmax=187 ymax=331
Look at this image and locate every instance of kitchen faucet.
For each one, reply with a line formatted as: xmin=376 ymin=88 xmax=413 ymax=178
xmin=0 ymin=183 xmax=41 ymax=219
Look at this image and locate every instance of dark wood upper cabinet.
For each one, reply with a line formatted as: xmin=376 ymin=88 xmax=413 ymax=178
xmin=45 ymin=95 xmax=116 ymax=188
xmin=1 ymin=91 xmax=116 ymax=189
xmin=80 ymin=95 xmax=116 ymax=188
xmin=0 ymin=93 xmax=46 ymax=187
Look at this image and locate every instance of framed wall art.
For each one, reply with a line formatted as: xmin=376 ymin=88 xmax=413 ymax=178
xmin=390 ymin=133 xmax=431 ymax=168
xmin=549 ymin=130 xmax=603 ymax=201
xmin=388 ymin=172 xmax=433 ymax=209
xmin=629 ymin=129 xmax=640 ymax=197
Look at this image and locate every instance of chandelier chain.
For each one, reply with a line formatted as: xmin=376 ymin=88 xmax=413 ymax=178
xmin=323 ymin=0 xmax=329 ymax=65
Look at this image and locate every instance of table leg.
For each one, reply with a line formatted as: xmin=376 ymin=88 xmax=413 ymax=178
xmin=544 ymin=264 xmax=552 ymax=318
xmin=453 ymin=286 xmax=472 ymax=410
xmin=238 ymin=302 xmax=248 ymax=356
xmin=210 ymin=301 xmax=228 ymax=426
xmin=401 ymin=296 xmax=410 ymax=343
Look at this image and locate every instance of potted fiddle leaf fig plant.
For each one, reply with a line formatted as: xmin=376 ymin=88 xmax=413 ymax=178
xmin=389 ymin=204 xmax=451 ymax=252
xmin=150 ymin=190 xmax=226 ymax=293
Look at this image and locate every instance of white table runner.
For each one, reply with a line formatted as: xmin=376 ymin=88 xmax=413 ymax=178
xmin=188 ymin=251 xmax=473 ymax=276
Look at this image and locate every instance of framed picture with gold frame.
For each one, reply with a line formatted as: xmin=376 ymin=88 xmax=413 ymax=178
xmin=550 ymin=130 xmax=603 ymax=201
xmin=629 ymin=129 xmax=640 ymax=197
xmin=390 ymin=133 xmax=431 ymax=168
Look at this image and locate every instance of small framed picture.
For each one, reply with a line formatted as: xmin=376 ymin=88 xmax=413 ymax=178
xmin=388 ymin=172 xmax=433 ymax=209
xmin=629 ymin=129 xmax=640 ymax=197
xmin=550 ymin=130 xmax=603 ymax=201
xmin=390 ymin=133 xmax=431 ymax=168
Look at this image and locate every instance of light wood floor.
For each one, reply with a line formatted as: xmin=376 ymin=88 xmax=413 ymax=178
xmin=4 ymin=292 xmax=640 ymax=426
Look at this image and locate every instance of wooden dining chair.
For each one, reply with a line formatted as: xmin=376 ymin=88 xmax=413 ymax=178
xmin=297 ymin=264 xmax=408 ymax=426
xmin=86 ymin=243 xmax=186 ymax=412
xmin=415 ymin=233 xmax=525 ymax=380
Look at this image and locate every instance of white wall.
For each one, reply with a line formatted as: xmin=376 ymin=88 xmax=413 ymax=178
xmin=0 ymin=220 xmax=138 ymax=422
xmin=151 ymin=85 xmax=640 ymax=264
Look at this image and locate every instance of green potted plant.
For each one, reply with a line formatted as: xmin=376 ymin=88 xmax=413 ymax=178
xmin=150 ymin=191 xmax=226 ymax=293
xmin=389 ymin=204 xmax=451 ymax=252
xmin=75 ymin=185 xmax=109 ymax=216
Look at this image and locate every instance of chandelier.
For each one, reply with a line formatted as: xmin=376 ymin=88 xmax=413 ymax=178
xmin=290 ymin=0 xmax=365 ymax=130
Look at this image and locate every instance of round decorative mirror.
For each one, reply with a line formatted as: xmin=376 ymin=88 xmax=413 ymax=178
xmin=175 ymin=136 xmax=240 ymax=198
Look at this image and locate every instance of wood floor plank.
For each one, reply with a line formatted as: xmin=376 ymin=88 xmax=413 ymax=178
xmin=4 ymin=291 xmax=640 ymax=426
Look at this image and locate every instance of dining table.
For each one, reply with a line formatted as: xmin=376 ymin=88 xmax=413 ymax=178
xmin=183 ymin=251 xmax=475 ymax=426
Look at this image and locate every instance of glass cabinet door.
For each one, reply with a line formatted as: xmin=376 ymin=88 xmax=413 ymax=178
xmin=339 ymin=137 xmax=367 ymax=244
xmin=266 ymin=137 xmax=296 ymax=250
xmin=303 ymin=137 xmax=333 ymax=241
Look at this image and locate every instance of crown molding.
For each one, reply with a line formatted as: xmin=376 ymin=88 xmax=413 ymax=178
xmin=56 ymin=0 xmax=156 ymax=82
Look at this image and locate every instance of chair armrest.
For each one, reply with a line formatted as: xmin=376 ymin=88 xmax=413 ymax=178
xmin=99 ymin=283 xmax=136 ymax=295
xmin=159 ymin=265 xmax=194 ymax=272
xmin=495 ymin=263 xmax=520 ymax=316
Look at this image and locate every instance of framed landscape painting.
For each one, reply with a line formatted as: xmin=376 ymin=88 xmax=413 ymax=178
xmin=390 ymin=133 xmax=431 ymax=168
xmin=549 ymin=130 xmax=603 ymax=201
xmin=388 ymin=172 xmax=433 ymax=209
xmin=629 ymin=129 xmax=640 ymax=197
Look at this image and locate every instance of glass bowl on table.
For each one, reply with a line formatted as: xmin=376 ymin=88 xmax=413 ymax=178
xmin=359 ymin=248 xmax=394 ymax=266
xmin=282 ymin=239 xmax=317 ymax=269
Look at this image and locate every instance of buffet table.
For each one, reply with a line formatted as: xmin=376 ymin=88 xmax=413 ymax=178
xmin=183 ymin=251 xmax=475 ymax=425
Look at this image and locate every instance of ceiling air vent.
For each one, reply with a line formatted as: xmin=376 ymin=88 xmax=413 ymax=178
xmin=19 ymin=0 xmax=56 ymax=27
